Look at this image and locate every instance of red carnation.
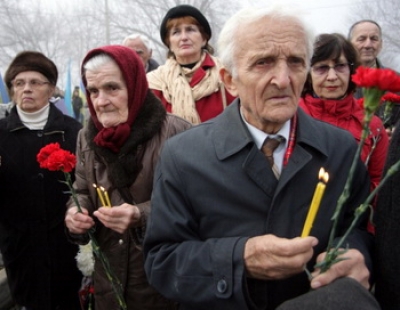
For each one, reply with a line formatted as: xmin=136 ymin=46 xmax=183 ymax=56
xmin=381 ymin=92 xmax=400 ymax=104
xmin=37 ymin=143 xmax=76 ymax=173
xmin=352 ymin=67 xmax=400 ymax=92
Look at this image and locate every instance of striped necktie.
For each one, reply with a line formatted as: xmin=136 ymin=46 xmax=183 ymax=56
xmin=262 ymin=137 xmax=282 ymax=179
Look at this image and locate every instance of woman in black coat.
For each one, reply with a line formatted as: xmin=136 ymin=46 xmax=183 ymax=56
xmin=0 ymin=51 xmax=82 ymax=310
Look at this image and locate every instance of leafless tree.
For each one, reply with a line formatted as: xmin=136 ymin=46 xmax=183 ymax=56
xmin=0 ymin=0 xmax=241 ymax=86
xmin=0 ymin=0 xmax=104 ymax=87
xmin=107 ymin=0 xmax=241 ymax=62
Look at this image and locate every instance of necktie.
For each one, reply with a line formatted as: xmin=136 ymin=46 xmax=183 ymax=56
xmin=262 ymin=137 xmax=282 ymax=179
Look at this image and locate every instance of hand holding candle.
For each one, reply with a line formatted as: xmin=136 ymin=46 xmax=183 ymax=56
xmin=301 ymin=168 xmax=329 ymax=237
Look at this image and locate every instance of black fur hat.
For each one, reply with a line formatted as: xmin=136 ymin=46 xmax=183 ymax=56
xmin=5 ymin=51 xmax=58 ymax=92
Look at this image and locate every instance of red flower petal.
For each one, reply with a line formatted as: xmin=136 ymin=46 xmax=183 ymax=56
xmin=37 ymin=143 xmax=76 ymax=173
xmin=381 ymin=92 xmax=400 ymax=103
xmin=352 ymin=67 xmax=400 ymax=92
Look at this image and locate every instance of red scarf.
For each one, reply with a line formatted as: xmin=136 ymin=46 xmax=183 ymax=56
xmin=81 ymin=45 xmax=148 ymax=152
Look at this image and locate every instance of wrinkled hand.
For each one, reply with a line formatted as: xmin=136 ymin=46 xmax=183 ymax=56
xmin=93 ymin=203 xmax=141 ymax=234
xmin=311 ymin=249 xmax=370 ymax=289
xmin=244 ymin=234 xmax=318 ymax=280
xmin=65 ymin=206 xmax=95 ymax=234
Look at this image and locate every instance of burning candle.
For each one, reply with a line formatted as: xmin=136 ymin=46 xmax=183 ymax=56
xmin=93 ymin=183 xmax=107 ymax=207
xmin=301 ymin=168 xmax=329 ymax=237
xmin=101 ymin=186 xmax=112 ymax=207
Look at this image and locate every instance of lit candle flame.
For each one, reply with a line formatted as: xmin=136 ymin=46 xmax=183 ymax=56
xmin=319 ymin=168 xmax=329 ymax=183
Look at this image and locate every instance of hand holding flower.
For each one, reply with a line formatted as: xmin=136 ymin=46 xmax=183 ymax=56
xmin=311 ymin=249 xmax=370 ymax=290
xmin=37 ymin=142 xmax=127 ymax=309
xmin=65 ymin=206 xmax=95 ymax=235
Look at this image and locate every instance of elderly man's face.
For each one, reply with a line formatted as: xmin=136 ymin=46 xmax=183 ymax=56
xmin=124 ymin=38 xmax=152 ymax=68
xmin=222 ymin=17 xmax=308 ymax=133
xmin=85 ymin=61 xmax=129 ymax=128
xmin=350 ymin=22 xmax=382 ymax=67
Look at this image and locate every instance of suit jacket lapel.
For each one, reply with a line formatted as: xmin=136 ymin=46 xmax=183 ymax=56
xmin=213 ymin=100 xmax=278 ymax=196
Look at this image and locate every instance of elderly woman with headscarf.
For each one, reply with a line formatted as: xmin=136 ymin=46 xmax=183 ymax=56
xmin=0 ymin=51 xmax=83 ymax=309
xmin=64 ymin=45 xmax=190 ymax=310
xmin=147 ymin=4 xmax=235 ymax=124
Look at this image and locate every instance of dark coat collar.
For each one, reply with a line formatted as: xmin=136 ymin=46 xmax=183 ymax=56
xmin=212 ymin=99 xmax=329 ymax=161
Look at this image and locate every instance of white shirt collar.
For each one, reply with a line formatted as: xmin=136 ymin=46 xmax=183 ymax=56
xmin=240 ymin=106 xmax=291 ymax=150
xmin=240 ymin=106 xmax=291 ymax=173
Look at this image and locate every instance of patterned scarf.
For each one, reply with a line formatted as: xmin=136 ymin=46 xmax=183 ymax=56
xmin=147 ymin=51 xmax=222 ymax=124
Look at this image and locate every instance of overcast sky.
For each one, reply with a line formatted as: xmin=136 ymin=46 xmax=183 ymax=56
xmin=243 ymin=0 xmax=363 ymax=36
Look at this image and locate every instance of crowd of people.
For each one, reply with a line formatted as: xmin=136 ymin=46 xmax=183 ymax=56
xmin=0 ymin=3 xmax=399 ymax=310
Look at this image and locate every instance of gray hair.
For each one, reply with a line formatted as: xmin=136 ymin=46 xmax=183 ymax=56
xmin=83 ymin=53 xmax=116 ymax=73
xmin=348 ymin=20 xmax=382 ymax=40
xmin=121 ymin=33 xmax=152 ymax=50
xmin=217 ymin=5 xmax=315 ymax=77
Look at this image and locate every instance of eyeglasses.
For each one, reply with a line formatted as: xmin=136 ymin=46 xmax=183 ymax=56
xmin=12 ymin=79 xmax=50 ymax=90
xmin=311 ymin=63 xmax=352 ymax=75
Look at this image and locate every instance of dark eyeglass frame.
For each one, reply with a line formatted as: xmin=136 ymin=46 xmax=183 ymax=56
xmin=311 ymin=63 xmax=353 ymax=75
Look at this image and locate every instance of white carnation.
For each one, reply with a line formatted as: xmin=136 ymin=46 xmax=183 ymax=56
xmin=76 ymin=242 xmax=95 ymax=276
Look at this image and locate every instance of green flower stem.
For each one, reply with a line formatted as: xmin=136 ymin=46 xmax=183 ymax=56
xmin=326 ymin=112 xmax=372 ymax=252
xmin=88 ymin=231 xmax=127 ymax=310
xmin=63 ymin=172 xmax=127 ymax=310
xmin=319 ymin=158 xmax=400 ymax=272
xmin=383 ymin=102 xmax=394 ymax=127
xmin=320 ymin=87 xmax=388 ymax=273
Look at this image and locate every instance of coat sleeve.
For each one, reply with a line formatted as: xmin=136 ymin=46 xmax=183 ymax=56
xmin=144 ymin=140 xmax=250 ymax=309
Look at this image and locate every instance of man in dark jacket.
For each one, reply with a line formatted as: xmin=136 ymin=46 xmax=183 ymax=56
xmin=0 ymin=51 xmax=82 ymax=309
xmin=144 ymin=6 xmax=379 ymax=310
xmin=349 ymin=20 xmax=400 ymax=131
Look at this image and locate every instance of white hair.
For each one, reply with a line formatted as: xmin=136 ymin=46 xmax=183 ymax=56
xmin=83 ymin=53 xmax=116 ymax=73
xmin=217 ymin=4 xmax=315 ymax=77
xmin=121 ymin=33 xmax=152 ymax=50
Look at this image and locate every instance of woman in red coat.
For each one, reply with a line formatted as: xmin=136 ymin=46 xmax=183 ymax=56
xmin=299 ymin=33 xmax=389 ymax=233
xmin=147 ymin=5 xmax=235 ymax=124
xmin=300 ymin=33 xmax=388 ymax=190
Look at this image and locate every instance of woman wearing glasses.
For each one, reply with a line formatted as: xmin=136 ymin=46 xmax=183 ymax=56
xmin=299 ymin=33 xmax=389 ymax=226
xmin=0 ymin=51 xmax=82 ymax=309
